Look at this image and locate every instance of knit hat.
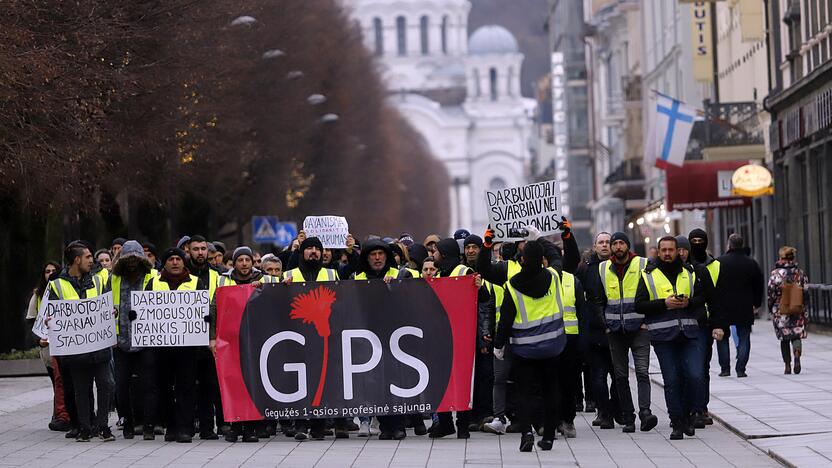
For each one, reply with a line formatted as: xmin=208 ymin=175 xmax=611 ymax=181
xmin=160 ymin=247 xmax=186 ymax=266
xmin=176 ymin=236 xmax=191 ymax=249
xmin=675 ymin=235 xmax=691 ymax=251
xmin=521 ymin=240 xmax=544 ymax=271
xmin=453 ymin=229 xmax=471 ymax=240
xmin=142 ymin=241 xmax=157 ymax=256
xmin=436 ymin=238 xmax=461 ymax=260
xmin=398 ymin=233 xmax=415 ymax=247
xmin=299 ymin=236 xmax=324 ymax=252
xmin=111 ymin=237 xmax=127 ymax=248
xmin=232 ymin=246 xmax=253 ymax=262
xmin=408 ymin=244 xmax=429 ymax=268
xmin=610 ymin=231 xmax=631 ymax=249
xmin=463 ymin=234 xmax=483 ymax=249
xmin=212 ymin=241 xmax=226 ymax=255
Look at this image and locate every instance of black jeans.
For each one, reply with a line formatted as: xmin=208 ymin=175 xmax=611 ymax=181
xmin=114 ymin=349 xmax=158 ymax=429
xmin=512 ymin=354 xmax=559 ymax=439
xmin=557 ymin=338 xmax=581 ymax=424
xmin=588 ymin=344 xmax=618 ymax=418
xmin=608 ymin=329 xmax=651 ymax=422
xmin=158 ymin=347 xmax=198 ymax=436
xmin=471 ymin=349 xmax=494 ymax=422
xmin=73 ymin=361 xmax=114 ymax=431
xmin=196 ymin=348 xmax=224 ymax=432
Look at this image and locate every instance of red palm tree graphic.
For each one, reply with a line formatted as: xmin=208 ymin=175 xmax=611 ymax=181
xmin=290 ymin=286 xmax=337 ymax=407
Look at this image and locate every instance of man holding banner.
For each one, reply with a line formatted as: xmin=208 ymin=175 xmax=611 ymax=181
xmin=47 ymin=241 xmax=115 ymax=442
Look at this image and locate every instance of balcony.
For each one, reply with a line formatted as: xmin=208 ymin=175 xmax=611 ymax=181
xmin=603 ymin=159 xmax=645 ymax=200
xmin=699 ymin=100 xmax=766 ymax=162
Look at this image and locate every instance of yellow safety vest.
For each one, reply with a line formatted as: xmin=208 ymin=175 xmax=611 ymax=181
xmin=217 ymin=274 xmax=281 ymax=287
xmin=405 ymin=267 xmax=421 ymax=278
xmin=485 ymin=280 xmax=506 ymax=324
xmin=599 ymin=257 xmax=647 ymax=332
xmin=560 ymin=271 xmax=578 ymax=335
xmin=506 ymin=260 xmax=521 ymax=282
xmin=49 ymin=275 xmax=103 ymax=300
xmin=354 ymin=267 xmax=401 ymax=280
xmin=641 ymin=267 xmax=698 ymax=341
xmin=95 ymin=268 xmax=110 ymax=286
xmin=110 ymin=272 xmax=155 ymax=333
xmin=705 ymin=259 xmax=720 ymax=287
xmin=284 ymin=268 xmax=338 ymax=282
xmin=151 ymin=275 xmax=199 ymax=291
xmin=504 ymin=272 xmax=566 ymax=358
xmin=435 ymin=264 xmax=471 ymax=278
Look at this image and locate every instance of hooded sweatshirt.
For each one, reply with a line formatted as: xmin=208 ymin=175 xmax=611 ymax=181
xmin=354 ymin=240 xmax=409 ymax=279
xmin=108 ymin=240 xmax=153 ymax=352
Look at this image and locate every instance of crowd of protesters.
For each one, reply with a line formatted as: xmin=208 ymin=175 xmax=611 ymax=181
xmin=27 ymin=220 xmax=778 ymax=451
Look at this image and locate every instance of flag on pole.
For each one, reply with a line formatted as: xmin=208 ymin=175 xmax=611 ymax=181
xmin=651 ymin=93 xmax=696 ymax=169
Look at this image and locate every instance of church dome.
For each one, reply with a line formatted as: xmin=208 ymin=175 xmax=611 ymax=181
xmin=468 ymin=25 xmax=519 ymax=55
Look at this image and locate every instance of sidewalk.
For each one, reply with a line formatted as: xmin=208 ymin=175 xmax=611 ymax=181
xmin=651 ymin=319 xmax=832 ymax=467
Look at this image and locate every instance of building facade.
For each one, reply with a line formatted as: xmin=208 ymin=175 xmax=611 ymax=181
xmin=344 ymin=0 xmax=534 ymax=233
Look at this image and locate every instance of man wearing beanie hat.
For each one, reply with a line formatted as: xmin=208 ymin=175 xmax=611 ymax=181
xmin=111 ymin=237 xmax=127 ymax=258
xmin=281 ymin=237 xmax=340 ymax=441
xmin=145 ymin=247 xmax=202 ymax=443
xmin=675 ymin=236 xmax=692 ymax=264
xmin=492 ymin=239 xmax=566 ymax=452
xmin=687 ymin=228 xmax=726 ymax=427
xmin=599 ymin=231 xmax=658 ymax=433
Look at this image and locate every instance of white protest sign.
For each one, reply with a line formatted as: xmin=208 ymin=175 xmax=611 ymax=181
xmin=303 ymin=216 xmax=349 ymax=248
xmin=130 ymin=290 xmax=210 ymax=347
xmin=32 ymin=289 xmax=51 ymax=340
xmin=47 ymin=292 xmax=116 ymax=356
xmin=485 ymin=180 xmax=562 ymax=241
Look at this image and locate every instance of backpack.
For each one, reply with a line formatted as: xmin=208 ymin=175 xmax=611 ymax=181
xmin=778 ymin=268 xmax=804 ymax=315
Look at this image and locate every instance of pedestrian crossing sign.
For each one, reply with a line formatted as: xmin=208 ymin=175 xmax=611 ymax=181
xmin=252 ymin=216 xmax=297 ymax=246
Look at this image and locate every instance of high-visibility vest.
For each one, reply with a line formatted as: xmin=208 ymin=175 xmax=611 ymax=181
xmin=111 ymin=272 xmax=155 ymax=333
xmin=49 ymin=275 xmax=103 ymax=300
xmin=284 ymin=268 xmax=338 ymax=282
xmin=641 ymin=267 xmax=698 ymax=341
xmin=95 ymin=268 xmax=110 ymax=286
xmin=560 ymin=271 xmax=579 ymax=335
xmin=206 ymin=268 xmax=219 ymax=300
xmin=404 ymin=267 xmax=421 ymax=278
xmin=506 ymin=260 xmax=521 ymax=282
xmin=484 ymin=280 xmax=505 ymax=323
xmin=504 ymin=273 xmax=566 ymax=359
xmin=217 ymin=274 xmax=281 ymax=287
xmin=434 ymin=264 xmax=471 ymax=278
xmin=354 ymin=267 xmax=402 ymax=280
xmin=600 ymin=257 xmax=647 ymax=332
xmin=701 ymin=258 xmax=720 ymax=318
xmin=151 ymin=275 xmax=199 ymax=291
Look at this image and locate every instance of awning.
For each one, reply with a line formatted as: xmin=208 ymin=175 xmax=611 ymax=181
xmin=666 ymin=161 xmax=752 ymax=211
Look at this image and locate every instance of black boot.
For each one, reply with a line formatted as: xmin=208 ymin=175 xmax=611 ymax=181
xmin=684 ymin=416 xmax=696 ymax=437
xmin=670 ymin=418 xmax=684 ymax=440
xmin=639 ymin=409 xmax=658 ymax=432
xmin=622 ymin=414 xmax=635 ymax=433
xmin=692 ymin=412 xmax=706 ymax=429
xmin=519 ymin=432 xmax=535 ymax=452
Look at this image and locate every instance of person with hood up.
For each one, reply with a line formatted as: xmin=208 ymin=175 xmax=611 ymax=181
xmin=492 ymin=240 xmax=567 ymax=452
xmin=48 ymin=241 xmax=114 ymax=442
xmin=685 ymin=229 xmax=726 ymax=428
xmin=351 ymin=240 xmax=416 ymax=439
xmin=105 ymin=240 xmax=159 ymax=440
xmin=407 ymin=243 xmax=429 ymax=273
xmin=430 ymin=237 xmax=486 ymax=439
xmin=282 ymin=237 xmax=340 ymax=441
xmin=714 ymin=234 xmax=764 ymax=378
xmin=145 ymin=247 xmax=202 ymax=443
xmin=635 ymin=236 xmax=707 ymax=440
xmin=211 ymin=246 xmax=277 ymax=442
xmin=598 ymin=232 xmax=657 ymax=433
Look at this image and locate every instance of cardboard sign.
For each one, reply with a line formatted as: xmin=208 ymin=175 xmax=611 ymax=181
xmin=485 ymin=180 xmax=562 ymax=241
xmin=303 ymin=216 xmax=349 ymax=248
xmin=32 ymin=289 xmax=52 ymax=340
xmin=130 ymin=290 xmax=211 ymax=347
xmin=47 ymin=293 xmax=116 ymax=356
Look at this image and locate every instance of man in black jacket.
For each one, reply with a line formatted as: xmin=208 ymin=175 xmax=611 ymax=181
xmin=714 ymin=234 xmax=764 ymax=378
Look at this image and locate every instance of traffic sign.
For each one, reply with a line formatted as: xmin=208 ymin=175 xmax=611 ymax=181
xmin=273 ymin=222 xmax=297 ymax=247
xmin=252 ymin=216 xmax=297 ymax=247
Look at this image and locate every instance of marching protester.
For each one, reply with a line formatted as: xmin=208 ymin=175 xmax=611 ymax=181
xmin=49 ymin=241 xmax=114 ymax=442
xmin=106 ymin=240 xmax=159 ymax=440
xmin=768 ymin=246 xmax=809 ymax=375
xmin=714 ymin=234 xmax=764 ymax=378
xmin=111 ymin=238 xmax=126 ymax=259
xmin=635 ymin=236 xmax=706 ymax=440
xmin=598 ymin=232 xmax=657 ymax=433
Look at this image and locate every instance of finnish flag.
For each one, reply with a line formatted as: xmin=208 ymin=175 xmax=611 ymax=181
xmin=648 ymin=93 xmax=696 ymax=169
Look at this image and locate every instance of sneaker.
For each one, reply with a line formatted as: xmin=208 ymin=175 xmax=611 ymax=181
xmin=358 ymin=421 xmax=371 ymax=437
xmin=622 ymin=423 xmax=635 ymax=433
xmin=519 ymin=432 xmax=534 ymax=452
xmin=65 ymin=428 xmax=80 ymax=439
xmin=49 ymin=420 xmax=71 ymax=432
xmin=558 ymin=422 xmax=576 ymax=438
xmin=99 ymin=426 xmax=116 ymax=442
xmin=483 ymin=417 xmax=507 ymax=435
xmin=76 ymin=428 xmax=91 ymax=442
xmin=537 ymin=438 xmax=554 ymax=451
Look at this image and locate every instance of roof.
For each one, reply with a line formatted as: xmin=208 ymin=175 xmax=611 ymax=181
xmin=468 ymin=25 xmax=519 ymax=55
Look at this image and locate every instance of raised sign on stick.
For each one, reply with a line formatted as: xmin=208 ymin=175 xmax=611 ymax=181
xmin=485 ymin=180 xmax=562 ymax=241
xmin=130 ymin=290 xmax=210 ymax=347
xmin=303 ymin=216 xmax=349 ymax=248
xmin=47 ymin=292 xmax=116 ymax=356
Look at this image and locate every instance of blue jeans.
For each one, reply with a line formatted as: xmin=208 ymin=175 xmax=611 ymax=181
xmin=716 ymin=324 xmax=751 ymax=373
xmin=652 ymin=335 xmax=703 ymax=420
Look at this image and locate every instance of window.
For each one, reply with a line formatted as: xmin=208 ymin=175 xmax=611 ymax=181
xmin=441 ymin=16 xmax=449 ymax=54
xmin=373 ymin=18 xmax=384 ymax=56
xmin=474 ymin=69 xmax=481 ymax=97
xmin=396 ymin=16 xmax=407 ymax=56
xmin=420 ymin=16 xmax=429 ymax=54
xmin=507 ymin=66 xmax=514 ymax=97
xmin=489 ymin=67 xmax=498 ymax=101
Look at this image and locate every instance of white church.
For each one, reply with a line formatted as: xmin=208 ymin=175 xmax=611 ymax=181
xmin=343 ymin=0 xmax=535 ymax=231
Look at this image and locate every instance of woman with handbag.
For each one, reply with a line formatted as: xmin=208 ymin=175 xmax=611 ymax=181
xmin=767 ymin=246 xmax=809 ymax=374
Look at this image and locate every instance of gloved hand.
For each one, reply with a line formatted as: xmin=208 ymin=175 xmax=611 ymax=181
xmin=494 ymin=347 xmax=505 ymax=361
xmin=128 ymin=310 xmax=137 ymax=321
xmin=483 ymin=225 xmax=495 ymax=248
xmin=203 ymin=315 xmax=213 ymax=324
xmin=524 ymin=224 xmax=542 ymax=241
xmin=560 ymin=216 xmax=572 ymax=239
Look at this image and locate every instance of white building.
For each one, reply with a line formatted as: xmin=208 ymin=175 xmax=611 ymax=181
xmin=343 ymin=0 xmax=535 ymax=232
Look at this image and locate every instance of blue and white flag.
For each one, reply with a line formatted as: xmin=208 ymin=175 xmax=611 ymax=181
xmin=649 ymin=93 xmax=696 ymax=169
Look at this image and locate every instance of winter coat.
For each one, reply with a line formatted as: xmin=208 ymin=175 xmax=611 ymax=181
xmin=767 ymin=261 xmax=809 ymax=341
xmin=576 ymin=253 xmax=609 ymax=347
xmin=713 ymin=248 xmax=765 ymax=327
xmin=48 ymin=268 xmax=112 ymax=365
